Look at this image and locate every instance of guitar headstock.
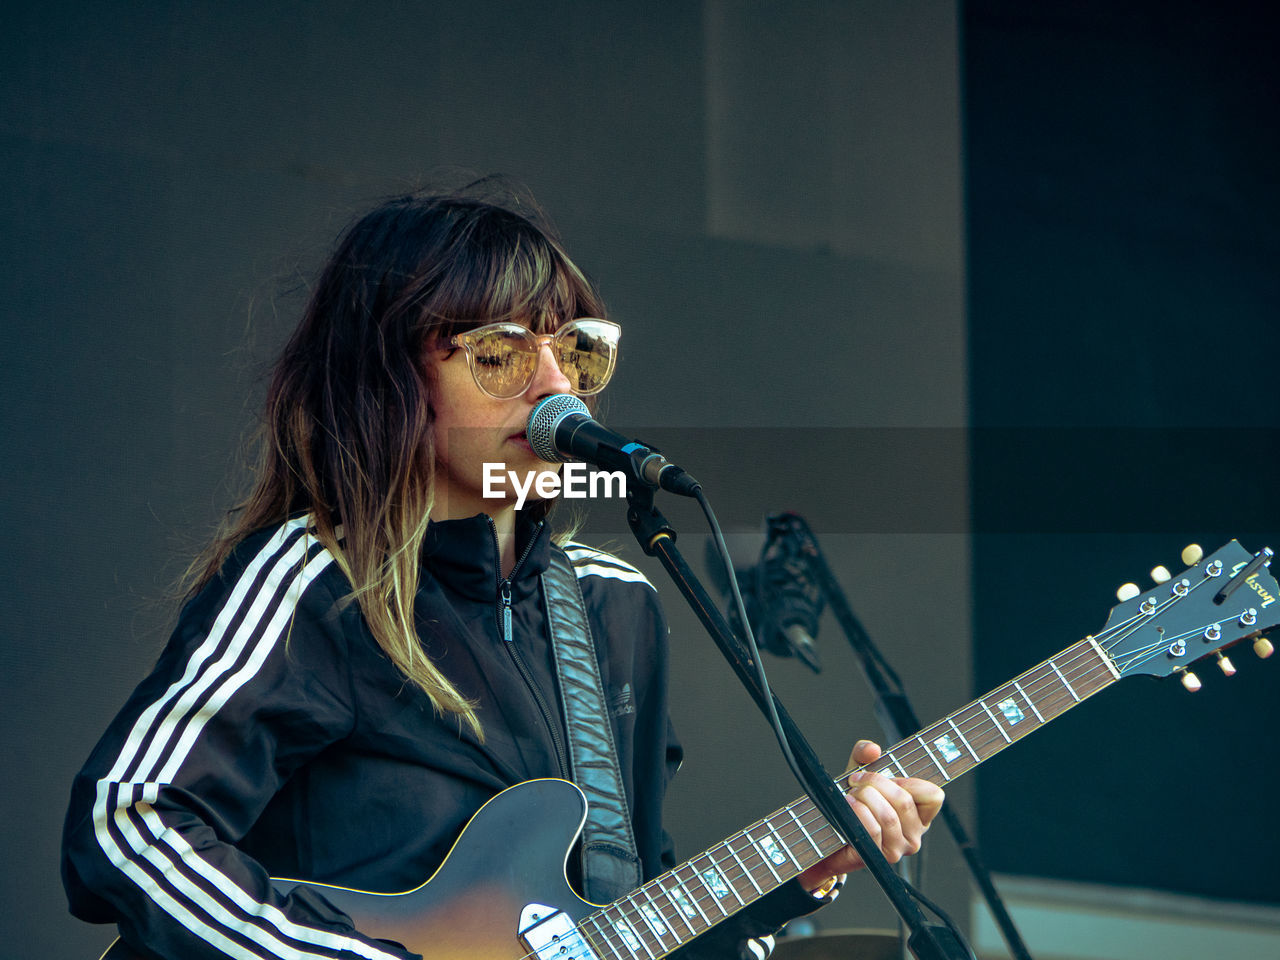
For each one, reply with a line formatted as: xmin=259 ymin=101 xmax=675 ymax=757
xmin=1098 ymin=540 xmax=1279 ymax=689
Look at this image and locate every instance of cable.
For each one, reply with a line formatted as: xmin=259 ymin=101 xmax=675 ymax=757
xmin=694 ymin=488 xmax=809 ymax=797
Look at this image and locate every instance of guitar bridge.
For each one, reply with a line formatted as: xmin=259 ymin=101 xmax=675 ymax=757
xmin=518 ymin=903 xmax=600 ymax=960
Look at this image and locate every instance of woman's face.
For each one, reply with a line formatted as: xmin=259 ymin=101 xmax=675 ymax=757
xmin=427 ymin=329 xmax=574 ymax=520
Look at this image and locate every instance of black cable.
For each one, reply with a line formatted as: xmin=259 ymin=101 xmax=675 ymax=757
xmin=701 ymin=504 xmax=977 ymax=960
xmin=904 ymin=880 xmax=979 ymax=960
xmin=694 ymin=487 xmax=809 ymax=797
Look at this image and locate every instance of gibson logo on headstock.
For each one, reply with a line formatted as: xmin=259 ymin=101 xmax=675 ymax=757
xmin=1229 ymin=561 xmax=1276 ymax=607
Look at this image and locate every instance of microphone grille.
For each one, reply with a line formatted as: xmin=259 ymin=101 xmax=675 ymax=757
xmin=526 ymin=394 xmax=590 ymax=463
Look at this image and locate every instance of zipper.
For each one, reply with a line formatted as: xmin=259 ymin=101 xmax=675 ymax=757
xmin=488 ymin=517 xmax=570 ymax=779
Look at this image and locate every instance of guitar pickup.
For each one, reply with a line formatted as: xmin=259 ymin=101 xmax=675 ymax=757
xmin=519 ymin=903 xmax=600 ymax=960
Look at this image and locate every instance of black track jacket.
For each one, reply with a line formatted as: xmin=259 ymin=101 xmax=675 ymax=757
xmin=63 ymin=514 xmax=821 ymax=960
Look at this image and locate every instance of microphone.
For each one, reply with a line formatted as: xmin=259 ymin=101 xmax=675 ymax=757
xmin=709 ymin=513 xmax=824 ymax=673
xmin=526 ymin=394 xmax=700 ymax=497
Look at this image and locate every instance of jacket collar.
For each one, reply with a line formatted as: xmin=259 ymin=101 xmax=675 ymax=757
xmin=421 ymin=513 xmax=550 ymax=603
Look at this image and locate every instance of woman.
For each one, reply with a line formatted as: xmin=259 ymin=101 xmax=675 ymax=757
xmin=62 ymin=184 xmax=943 ymax=960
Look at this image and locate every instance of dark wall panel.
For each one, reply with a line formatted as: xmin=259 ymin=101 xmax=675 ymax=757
xmin=4 ymin=3 xmax=969 ymax=956
xmin=966 ymin=0 xmax=1280 ymax=903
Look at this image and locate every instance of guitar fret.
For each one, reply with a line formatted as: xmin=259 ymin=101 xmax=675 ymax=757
xmin=878 ymin=754 xmax=908 ymax=778
xmin=923 ymin=719 xmax=972 ymax=772
xmin=618 ymin=898 xmax=663 ymax=960
xmin=947 ymin=717 xmax=980 ymax=762
xmin=810 ymin=819 xmax=842 ymax=854
xmin=1073 ymin=645 xmax=1120 ymax=698
xmin=636 ymin=886 xmax=673 ymax=949
xmin=979 ymin=699 xmax=1013 ymax=743
xmin=963 ymin=702 xmax=1001 ymax=753
xmin=606 ymin=918 xmax=638 ymax=960
xmin=696 ymin=851 xmax=743 ymax=908
xmin=1087 ymin=636 xmax=1122 ymax=680
xmin=655 ymin=878 xmax=696 ymax=939
xmin=1012 ymin=680 xmax=1046 ymax=722
xmin=725 ymin=839 xmax=763 ymax=895
xmin=583 ymin=916 xmax=625 ymax=960
xmin=670 ymin=875 xmax=711 ymax=926
xmin=786 ymin=805 xmax=824 ymax=857
xmin=915 ymin=734 xmax=951 ymax=781
xmin=746 ymin=825 xmax=789 ymax=880
xmin=568 ymin=626 xmax=1138 ymax=960
xmin=1049 ymin=661 xmax=1081 ymax=702
xmin=686 ymin=865 xmax=727 ymax=926
xmin=751 ymin=820 xmax=794 ymax=881
xmin=611 ymin=915 xmax=652 ymax=960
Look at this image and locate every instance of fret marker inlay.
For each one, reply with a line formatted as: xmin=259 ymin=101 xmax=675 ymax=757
xmin=670 ymin=885 xmax=699 ymax=919
xmin=996 ymin=697 xmax=1025 ymax=725
xmin=701 ymin=867 xmax=731 ymax=900
xmin=760 ymin=835 xmax=787 ymax=867
xmin=577 ymin=627 xmax=1147 ymax=960
xmin=641 ymin=904 xmax=668 ymax=938
xmin=614 ymin=920 xmax=642 ymax=953
xmin=932 ymin=734 xmax=963 ymax=763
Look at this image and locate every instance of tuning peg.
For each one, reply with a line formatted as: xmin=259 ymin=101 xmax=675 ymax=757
xmin=1181 ymin=543 xmax=1204 ymax=565
xmin=1255 ymin=636 xmax=1275 ymax=659
xmin=1116 ymin=582 xmax=1141 ymax=602
xmin=1216 ymin=653 xmax=1237 ymax=677
xmin=1179 ymin=669 xmax=1202 ymax=692
xmin=1151 ymin=565 xmax=1171 ymax=584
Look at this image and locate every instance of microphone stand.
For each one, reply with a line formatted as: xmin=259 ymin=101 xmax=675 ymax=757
xmin=624 ymin=485 xmax=969 ymax=960
xmin=792 ymin=520 xmax=1034 ymax=960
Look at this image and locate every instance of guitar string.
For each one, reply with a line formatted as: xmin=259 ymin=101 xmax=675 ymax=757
xmin=609 ymin=637 xmax=1123 ymax=946
xmin=1106 ymin=586 xmax=1248 ymax=674
xmin=755 ymin=609 xmax=1143 ymax=817
xmin=587 ymin=650 xmax=1116 ymax=960
xmin=461 ymin=614 xmax=1235 ymax=960
xmin=611 ymin=576 xmax=1255 ymax=958
xmin=686 ymin=602 xmax=1181 ymax=901
xmin=887 ymin=568 xmax=1245 ymax=776
xmin=1099 ymin=574 xmax=1244 ymax=673
xmin=586 ymin=677 xmax=1126 ymax=957
xmin=857 ymin=637 xmax=1117 ymax=780
xmin=535 ymin=571 xmax=1242 ymax=960
xmin=873 ymin=589 xmax=1227 ymax=779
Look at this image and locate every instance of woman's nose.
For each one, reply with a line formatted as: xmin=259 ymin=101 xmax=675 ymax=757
xmin=527 ymin=341 xmax=573 ymax=398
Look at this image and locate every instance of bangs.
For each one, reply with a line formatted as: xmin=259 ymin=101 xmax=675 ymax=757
xmin=417 ymin=209 xmax=604 ymax=341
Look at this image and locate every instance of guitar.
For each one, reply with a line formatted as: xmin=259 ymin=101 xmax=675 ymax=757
xmin=100 ymin=540 xmax=1278 ymax=960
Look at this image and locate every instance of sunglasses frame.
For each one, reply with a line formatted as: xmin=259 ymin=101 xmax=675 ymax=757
xmin=447 ymin=318 xmax=621 ymax=400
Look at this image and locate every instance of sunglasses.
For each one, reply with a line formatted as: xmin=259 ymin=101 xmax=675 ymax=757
xmin=447 ymin=318 xmax=621 ymax=400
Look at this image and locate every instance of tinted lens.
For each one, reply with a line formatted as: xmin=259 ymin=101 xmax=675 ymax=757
xmin=553 ymin=320 xmax=619 ymax=395
xmin=468 ymin=327 xmax=538 ymax=398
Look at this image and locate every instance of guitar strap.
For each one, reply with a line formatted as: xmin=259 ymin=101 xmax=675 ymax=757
xmin=542 ymin=545 xmax=644 ymax=905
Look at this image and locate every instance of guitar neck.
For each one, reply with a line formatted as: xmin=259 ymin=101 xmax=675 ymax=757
xmin=578 ymin=636 xmax=1120 ymax=960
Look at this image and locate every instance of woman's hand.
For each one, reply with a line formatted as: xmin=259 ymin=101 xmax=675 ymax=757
xmin=797 ymin=739 xmax=945 ymax=893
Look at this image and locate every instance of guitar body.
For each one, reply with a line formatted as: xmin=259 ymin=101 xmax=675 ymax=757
xmin=101 ymin=779 xmax=596 ymax=960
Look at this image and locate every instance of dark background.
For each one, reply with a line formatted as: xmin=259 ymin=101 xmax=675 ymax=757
xmin=3 ymin=2 xmax=1276 ymax=957
xmin=965 ymin=0 xmax=1279 ymax=904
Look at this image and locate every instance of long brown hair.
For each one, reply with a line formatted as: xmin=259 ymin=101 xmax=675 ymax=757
xmin=189 ymin=183 xmax=608 ymax=737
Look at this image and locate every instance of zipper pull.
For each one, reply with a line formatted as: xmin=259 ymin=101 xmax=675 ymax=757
xmin=500 ymin=580 xmax=513 ymax=643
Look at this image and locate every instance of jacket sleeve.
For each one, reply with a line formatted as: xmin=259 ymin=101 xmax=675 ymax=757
xmin=61 ymin=520 xmax=418 ymax=960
